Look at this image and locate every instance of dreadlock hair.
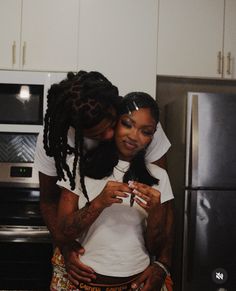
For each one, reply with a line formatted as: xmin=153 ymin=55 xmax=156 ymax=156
xmin=83 ymin=91 xmax=160 ymax=186
xmin=43 ymin=70 xmax=119 ymax=201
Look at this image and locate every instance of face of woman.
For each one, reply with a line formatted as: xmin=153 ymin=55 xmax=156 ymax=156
xmin=115 ymin=108 xmax=156 ymax=161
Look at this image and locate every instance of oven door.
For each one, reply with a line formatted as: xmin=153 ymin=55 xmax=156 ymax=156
xmin=0 ymin=241 xmax=53 ymax=290
xmin=0 ymin=187 xmax=46 ymax=225
xmin=0 ymin=187 xmax=53 ymax=290
xmin=0 ymin=225 xmax=51 ymax=243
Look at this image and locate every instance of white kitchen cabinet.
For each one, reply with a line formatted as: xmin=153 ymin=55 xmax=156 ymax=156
xmin=21 ymin=0 xmax=79 ymax=71
xmin=157 ymin=0 xmax=225 ymax=79
xmin=224 ymin=0 xmax=236 ymax=79
xmin=0 ymin=0 xmax=79 ymax=71
xmin=157 ymin=0 xmax=236 ymax=79
xmin=0 ymin=0 xmax=21 ymax=69
xmin=78 ymin=0 xmax=158 ymax=97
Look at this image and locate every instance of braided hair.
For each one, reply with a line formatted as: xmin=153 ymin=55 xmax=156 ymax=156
xmin=43 ymin=71 xmax=119 ymax=201
xmin=83 ymin=92 xmax=160 ymax=188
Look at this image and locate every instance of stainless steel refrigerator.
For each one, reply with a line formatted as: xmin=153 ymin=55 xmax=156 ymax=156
xmin=165 ymin=92 xmax=236 ymax=291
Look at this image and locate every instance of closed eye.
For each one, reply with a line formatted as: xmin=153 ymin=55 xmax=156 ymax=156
xmin=141 ymin=130 xmax=155 ymax=136
xmin=120 ymin=119 xmax=132 ymax=128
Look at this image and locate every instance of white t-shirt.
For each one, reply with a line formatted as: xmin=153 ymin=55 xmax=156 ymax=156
xmin=57 ymin=159 xmax=174 ymax=277
xmin=34 ymin=122 xmax=171 ymax=176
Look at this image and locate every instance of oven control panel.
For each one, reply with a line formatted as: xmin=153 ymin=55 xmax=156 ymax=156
xmin=10 ymin=166 xmax=33 ymax=178
xmin=0 ymin=163 xmax=39 ymax=188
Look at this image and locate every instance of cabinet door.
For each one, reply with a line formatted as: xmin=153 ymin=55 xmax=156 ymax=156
xmin=78 ymin=0 xmax=158 ymax=97
xmin=223 ymin=0 xmax=236 ymax=79
xmin=0 ymin=0 xmax=21 ymax=69
xmin=157 ymin=0 xmax=225 ymax=78
xmin=21 ymin=0 xmax=79 ymax=71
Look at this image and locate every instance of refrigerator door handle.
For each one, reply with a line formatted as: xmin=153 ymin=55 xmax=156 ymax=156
xmin=191 ymin=94 xmax=199 ymax=186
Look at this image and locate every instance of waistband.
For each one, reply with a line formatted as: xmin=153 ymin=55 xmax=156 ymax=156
xmin=51 ymin=275 xmax=135 ymax=291
xmin=94 ymin=273 xmax=139 ymax=285
xmin=77 ymin=281 xmax=133 ymax=291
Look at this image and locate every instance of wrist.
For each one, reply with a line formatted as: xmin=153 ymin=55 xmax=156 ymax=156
xmin=60 ymin=240 xmax=83 ymax=256
xmin=153 ymin=260 xmax=171 ymax=277
xmin=90 ymin=198 xmax=105 ymax=213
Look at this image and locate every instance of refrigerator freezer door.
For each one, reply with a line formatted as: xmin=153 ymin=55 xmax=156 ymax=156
xmin=188 ymin=92 xmax=236 ymax=188
xmin=183 ymin=190 xmax=236 ymax=291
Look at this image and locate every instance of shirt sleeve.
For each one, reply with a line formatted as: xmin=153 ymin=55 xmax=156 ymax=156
xmin=56 ymin=156 xmax=81 ymax=196
xmin=34 ymin=128 xmax=94 ymax=177
xmin=148 ymin=164 xmax=174 ymax=204
xmin=34 ymin=130 xmax=58 ymax=176
xmin=57 ymin=177 xmax=80 ymax=195
xmin=158 ymin=169 xmax=174 ymax=203
xmin=145 ymin=122 xmax=171 ymax=163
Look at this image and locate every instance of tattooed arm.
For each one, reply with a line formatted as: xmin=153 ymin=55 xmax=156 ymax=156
xmin=128 ymin=181 xmax=174 ymax=291
xmin=146 ymin=200 xmax=174 ymax=267
xmin=57 ymin=189 xmax=102 ymax=242
xmin=57 ymin=180 xmax=131 ymax=243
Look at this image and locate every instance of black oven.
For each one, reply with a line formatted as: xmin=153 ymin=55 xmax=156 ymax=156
xmin=0 ymin=133 xmax=53 ymax=290
xmin=0 ymin=187 xmax=53 ymax=290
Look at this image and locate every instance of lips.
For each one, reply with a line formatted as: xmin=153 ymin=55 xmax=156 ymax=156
xmin=123 ymin=139 xmax=138 ymax=151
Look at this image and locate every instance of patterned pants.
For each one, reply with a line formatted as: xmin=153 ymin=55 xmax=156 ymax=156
xmin=50 ymin=248 xmax=173 ymax=291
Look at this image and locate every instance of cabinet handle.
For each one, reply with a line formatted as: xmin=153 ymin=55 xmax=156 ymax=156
xmin=22 ymin=41 xmax=26 ymax=66
xmin=12 ymin=41 xmax=16 ymax=65
xmin=217 ymin=51 xmax=222 ymax=75
xmin=226 ymin=52 xmax=231 ymax=75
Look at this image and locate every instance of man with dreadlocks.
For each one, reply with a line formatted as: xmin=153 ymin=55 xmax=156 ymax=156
xmin=34 ymin=71 xmax=171 ymax=286
xmin=52 ymin=91 xmax=174 ymax=290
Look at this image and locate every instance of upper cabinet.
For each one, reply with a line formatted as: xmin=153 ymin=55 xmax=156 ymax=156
xmin=0 ymin=0 xmax=21 ymax=69
xmin=78 ymin=0 xmax=158 ymax=97
xmin=157 ymin=0 xmax=236 ymax=79
xmin=224 ymin=0 xmax=236 ymax=79
xmin=0 ymin=0 xmax=79 ymax=71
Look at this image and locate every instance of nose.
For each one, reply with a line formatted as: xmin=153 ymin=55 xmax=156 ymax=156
xmin=128 ymin=128 xmax=139 ymax=141
xmin=101 ymin=128 xmax=114 ymax=140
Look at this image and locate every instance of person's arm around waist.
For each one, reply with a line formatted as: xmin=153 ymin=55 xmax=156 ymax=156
xmin=39 ymin=172 xmax=96 ymax=285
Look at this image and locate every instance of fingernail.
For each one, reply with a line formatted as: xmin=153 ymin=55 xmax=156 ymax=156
xmin=128 ymin=182 xmax=135 ymax=189
xmin=133 ymin=189 xmax=139 ymax=194
xmin=131 ymin=283 xmax=137 ymax=289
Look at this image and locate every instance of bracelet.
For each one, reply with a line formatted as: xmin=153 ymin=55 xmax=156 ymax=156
xmin=153 ymin=261 xmax=170 ymax=277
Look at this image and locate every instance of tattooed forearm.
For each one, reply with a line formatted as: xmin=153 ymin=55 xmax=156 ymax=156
xmin=145 ymin=200 xmax=174 ymax=267
xmin=60 ymin=202 xmax=103 ymax=241
xmin=156 ymin=200 xmax=175 ymax=267
xmin=145 ymin=203 xmax=166 ymax=255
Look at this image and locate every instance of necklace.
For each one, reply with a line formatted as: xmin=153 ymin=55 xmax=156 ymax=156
xmin=114 ymin=166 xmax=126 ymax=174
xmin=114 ymin=163 xmax=129 ymax=174
xmin=112 ymin=163 xmax=129 ymax=181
